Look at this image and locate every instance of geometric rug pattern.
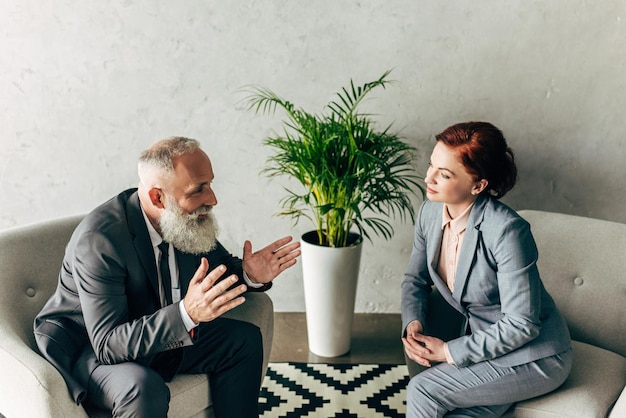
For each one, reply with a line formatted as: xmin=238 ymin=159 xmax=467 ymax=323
xmin=259 ymin=362 xmax=409 ymax=417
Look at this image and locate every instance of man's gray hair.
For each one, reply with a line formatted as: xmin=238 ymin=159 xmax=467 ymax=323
xmin=138 ymin=136 xmax=201 ymax=175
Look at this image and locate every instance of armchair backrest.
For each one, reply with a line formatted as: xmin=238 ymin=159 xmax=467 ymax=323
xmin=519 ymin=210 xmax=626 ymax=358
xmin=0 ymin=215 xmax=83 ymax=349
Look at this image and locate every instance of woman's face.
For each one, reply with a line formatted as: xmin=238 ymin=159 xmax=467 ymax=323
xmin=424 ymin=142 xmax=486 ymax=212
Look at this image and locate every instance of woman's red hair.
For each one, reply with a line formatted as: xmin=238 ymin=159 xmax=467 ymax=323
xmin=436 ymin=121 xmax=517 ymax=199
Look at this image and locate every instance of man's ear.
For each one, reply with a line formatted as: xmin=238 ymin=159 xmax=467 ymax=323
xmin=147 ymin=188 xmax=166 ymax=209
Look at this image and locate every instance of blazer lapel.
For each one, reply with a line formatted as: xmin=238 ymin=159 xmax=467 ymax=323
xmin=425 ymin=206 xmax=463 ymax=310
xmin=452 ymin=196 xmax=487 ymax=301
xmin=126 ymin=192 xmax=160 ymax=299
xmin=428 ymin=225 xmax=444 ymax=281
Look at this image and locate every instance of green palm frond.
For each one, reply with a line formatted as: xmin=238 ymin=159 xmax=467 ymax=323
xmin=241 ymin=70 xmax=424 ymax=247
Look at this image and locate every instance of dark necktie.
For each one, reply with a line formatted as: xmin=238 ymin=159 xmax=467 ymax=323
xmin=158 ymin=241 xmax=173 ymax=306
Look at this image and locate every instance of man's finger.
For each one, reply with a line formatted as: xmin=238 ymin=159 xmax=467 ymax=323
xmin=267 ymin=236 xmax=294 ymax=252
xmin=214 ymin=295 xmax=246 ymax=317
xmin=243 ymin=240 xmax=253 ymax=258
xmin=201 ymin=270 xmax=236 ymax=293
xmin=212 ymin=284 xmax=247 ymax=306
xmin=278 ymin=258 xmax=298 ymax=271
xmin=273 ymin=241 xmax=301 ymax=258
xmin=190 ymin=258 xmax=210 ymax=286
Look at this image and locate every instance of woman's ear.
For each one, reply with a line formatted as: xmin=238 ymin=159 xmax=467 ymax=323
xmin=472 ymin=179 xmax=488 ymax=195
xmin=147 ymin=188 xmax=166 ymax=209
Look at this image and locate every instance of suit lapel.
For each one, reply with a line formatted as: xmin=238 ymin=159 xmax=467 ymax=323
xmin=428 ymin=224 xmax=445 ymax=284
xmin=452 ymin=196 xmax=487 ymax=301
xmin=425 ymin=205 xmax=462 ymax=311
xmin=126 ymin=192 xmax=161 ymax=299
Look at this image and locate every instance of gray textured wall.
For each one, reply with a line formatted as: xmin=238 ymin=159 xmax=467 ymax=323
xmin=2 ymin=1 xmax=625 ymax=312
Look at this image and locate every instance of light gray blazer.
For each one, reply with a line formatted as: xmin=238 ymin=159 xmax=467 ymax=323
xmin=401 ymin=195 xmax=571 ymax=368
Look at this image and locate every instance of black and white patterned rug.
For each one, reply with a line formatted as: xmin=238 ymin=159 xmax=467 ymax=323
xmin=258 ymin=362 xmax=409 ymax=417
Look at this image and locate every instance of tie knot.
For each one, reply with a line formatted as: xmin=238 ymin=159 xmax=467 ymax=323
xmin=158 ymin=241 xmax=169 ymax=254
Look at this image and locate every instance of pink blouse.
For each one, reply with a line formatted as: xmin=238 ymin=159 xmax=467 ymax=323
xmin=438 ymin=202 xmax=474 ymax=364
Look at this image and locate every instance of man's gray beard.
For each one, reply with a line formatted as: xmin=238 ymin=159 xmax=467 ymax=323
xmin=159 ymin=198 xmax=219 ymax=255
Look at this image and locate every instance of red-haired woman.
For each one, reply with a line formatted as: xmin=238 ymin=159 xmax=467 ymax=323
xmin=401 ymin=122 xmax=572 ymax=417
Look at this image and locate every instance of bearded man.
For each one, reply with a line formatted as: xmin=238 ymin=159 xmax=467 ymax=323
xmin=34 ymin=137 xmax=301 ymax=418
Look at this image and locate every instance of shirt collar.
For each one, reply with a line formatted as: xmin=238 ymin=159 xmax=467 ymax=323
xmin=141 ymin=205 xmax=163 ymax=248
xmin=441 ymin=202 xmax=474 ymax=236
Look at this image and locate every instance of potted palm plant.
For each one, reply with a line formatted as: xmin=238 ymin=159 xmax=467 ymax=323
xmin=242 ymin=70 xmax=423 ymax=356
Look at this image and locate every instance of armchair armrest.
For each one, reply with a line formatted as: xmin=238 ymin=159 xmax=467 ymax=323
xmin=0 ymin=317 xmax=88 ymax=418
xmin=221 ymin=292 xmax=274 ymax=376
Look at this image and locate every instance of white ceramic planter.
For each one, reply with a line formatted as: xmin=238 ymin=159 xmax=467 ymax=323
xmin=300 ymin=231 xmax=363 ymax=357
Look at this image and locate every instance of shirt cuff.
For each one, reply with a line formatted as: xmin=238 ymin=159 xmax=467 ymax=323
xmin=179 ymin=300 xmax=198 ymax=332
xmin=443 ymin=342 xmax=456 ymax=365
xmin=243 ymin=270 xmax=264 ymax=288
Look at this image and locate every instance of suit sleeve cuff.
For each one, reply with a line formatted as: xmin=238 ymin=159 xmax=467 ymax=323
xmin=243 ymin=270 xmax=264 ymax=288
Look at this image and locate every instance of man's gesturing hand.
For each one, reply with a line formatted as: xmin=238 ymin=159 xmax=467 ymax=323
xmin=183 ymin=258 xmax=246 ymax=324
xmin=242 ymin=236 xmax=301 ymax=284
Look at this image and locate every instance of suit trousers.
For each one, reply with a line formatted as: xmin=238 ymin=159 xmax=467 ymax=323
xmin=83 ymin=317 xmax=263 ymax=418
xmin=406 ymin=348 xmax=573 ymax=418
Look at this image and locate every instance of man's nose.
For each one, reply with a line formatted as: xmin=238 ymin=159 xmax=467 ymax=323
xmin=205 ymin=189 xmax=218 ymax=206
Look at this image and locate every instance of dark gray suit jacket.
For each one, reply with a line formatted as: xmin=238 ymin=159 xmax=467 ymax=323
xmin=401 ymin=195 xmax=571 ymax=368
xmin=34 ymin=189 xmax=269 ymax=403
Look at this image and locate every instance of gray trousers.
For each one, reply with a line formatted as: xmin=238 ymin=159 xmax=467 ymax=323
xmin=406 ymin=348 xmax=573 ymax=417
xmin=82 ymin=318 xmax=263 ymax=418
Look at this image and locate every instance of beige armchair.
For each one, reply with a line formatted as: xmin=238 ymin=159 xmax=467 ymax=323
xmin=0 ymin=215 xmax=274 ymax=418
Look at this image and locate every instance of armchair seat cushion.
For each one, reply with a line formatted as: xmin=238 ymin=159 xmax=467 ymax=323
xmin=504 ymin=341 xmax=626 ymax=417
